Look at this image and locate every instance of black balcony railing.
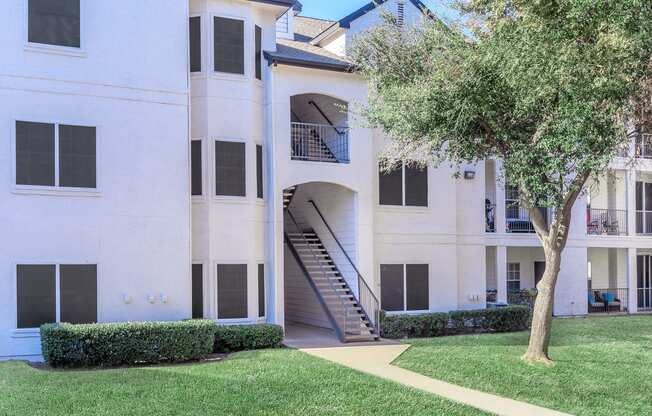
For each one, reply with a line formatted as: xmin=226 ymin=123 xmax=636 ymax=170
xmin=485 ymin=203 xmax=496 ymax=232
xmin=635 ymin=134 xmax=652 ymax=159
xmin=588 ymin=288 xmax=628 ymax=313
xmin=586 ymin=208 xmax=627 ymax=236
xmin=291 ymin=122 xmax=350 ymax=163
xmin=636 ymin=211 xmax=652 ymax=235
xmin=505 ymin=206 xmax=549 ymax=233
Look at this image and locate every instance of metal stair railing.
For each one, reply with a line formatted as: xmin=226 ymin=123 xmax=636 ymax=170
xmin=284 ymin=209 xmax=355 ymax=339
xmin=307 ymin=200 xmax=380 ymax=337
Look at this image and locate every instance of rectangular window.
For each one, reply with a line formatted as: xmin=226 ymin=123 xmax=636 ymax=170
xmin=215 ymin=141 xmax=246 ymax=197
xmin=189 ymin=16 xmax=202 ymax=73
xmin=379 ymin=163 xmax=428 ymax=207
xmin=15 ymin=121 xmax=55 ymax=186
xmin=15 ymin=121 xmax=97 ymax=189
xmin=59 ymin=264 xmax=97 ymax=324
xmin=192 ymin=264 xmax=203 ymax=319
xmin=379 ymin=165 xmax=403 ymax=206
xmin=214 ymin=16 xmax=244 ymax=75
xmin=16 ymin=264 xmax=97 ymax=329
xmin=380 ymin=264 xmax=405 ymax=312
xmin=381 ymin=264 xmax=429 ymax=312
xmin=256 ymin=144 xmax=263 ymax=199
xmin=28 ymin=0 xmax=81 ymax=48
xmin=217 ymin=264 xmax=247 ymax=319
xmin=258 ymin=264 xmax=265 ymax=317
xmin=16 ymin=265 xmax=56 ymax=329
xmin=405 ymin=165 xmax=428 ymax=207
xmin=191 ymin=140 xmax=202 ymax=196
xmin=255 ymin=25 xmax=262 ymax=80
xmin=507 ymin=263 xmax=521 ymax=293
xmin=406 ymin=264 xmax=429 ymax=310
xmin=58 ymin=125 xmax=96 ymax=188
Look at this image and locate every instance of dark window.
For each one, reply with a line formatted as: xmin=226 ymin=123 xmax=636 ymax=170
xmin=646 ymin=183 xmax=652 ymax=211
xmin=406 ymin=264 xmax=429 ymax=310
xmin=60 ymin=265 xmax=97 ymax=324
xmin=380 ymin=265 xmax=404 ymax=312
xmin=637 ymin=182 xmax=643 ymax=211
xmin=258 ymin=264 xmax=265 ymax=317
xmin=189 ymin=16 xmax=202 ymax=72
xmin=379 ymin=165 xmax=403 ymax=206
xmin=214 ymin=17 xmax=244 ymax=75
xmin=215 ymin=141 xmax=246 ymax=196
xmin=58 ymin=125 xmax=96 ymax=188
xmin=28 ymin=0 xmax=80 ymax=48
xmin=256 ymin=144 xmax=263 ymax=199
xmin=405 ymin=165 xmax=428 ymax=207
xmin=16 ymin=265 xmax=56 ymax=329
xmin=217 ymin=264 xmax=247 ymax=319
xmin=255 ymin=25 xmax=262 ymax=80
xmin=15 ymin=121 xmax=55 ymax=186
xmin=192 ymin=264 xmax=203 ymax=319
xmin=191 ymin=141 xmax=202 ymax=196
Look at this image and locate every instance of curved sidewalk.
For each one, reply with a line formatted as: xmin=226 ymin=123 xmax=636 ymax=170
xmin=301 ymin=345 xmax=572 ymax=416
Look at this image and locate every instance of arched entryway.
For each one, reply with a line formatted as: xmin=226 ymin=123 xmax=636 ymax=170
xmin=282 ymin=182 xmax=379 ymax=345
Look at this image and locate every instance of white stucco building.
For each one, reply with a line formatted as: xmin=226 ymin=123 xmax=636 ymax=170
xmin=1 ymin=0 xmax=650 ymax=360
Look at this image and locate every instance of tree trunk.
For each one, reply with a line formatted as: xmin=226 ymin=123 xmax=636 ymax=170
xmin=523 ymin=245 xmax=562 ymax=365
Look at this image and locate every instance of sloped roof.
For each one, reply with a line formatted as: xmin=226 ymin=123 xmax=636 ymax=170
xmin=248 ymin=0 xmax=296 ymax=7
xmin=339 ymin=0 xmax=431 ymax=28
xmin=310 ymin=0 xmax=435 ymax=44
xmin=294 ymin=16 xmax=335 ymax=42
xmin=264 ymin=39 xmax=354 ymax=72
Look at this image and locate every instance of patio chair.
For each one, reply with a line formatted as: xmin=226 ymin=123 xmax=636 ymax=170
xmin=601 ymin=292 xmax=622 ymax=312
xmin=588 ymin=292 xmax=605 ymax=313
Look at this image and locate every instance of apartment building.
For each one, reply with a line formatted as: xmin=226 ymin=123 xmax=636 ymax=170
xmin=1 ymin=0 xmax=648 ymax=360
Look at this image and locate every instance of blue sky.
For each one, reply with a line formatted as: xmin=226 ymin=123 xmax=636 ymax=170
xmin=298 ymin=0 xmax=459 ymax=23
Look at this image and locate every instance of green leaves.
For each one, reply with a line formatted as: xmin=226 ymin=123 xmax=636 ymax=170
xmin=352 ymin=0 xmax=652 ymax=210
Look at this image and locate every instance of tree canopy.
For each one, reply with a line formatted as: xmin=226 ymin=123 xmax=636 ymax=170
xmin=353 ymin=0 xmax=652 ymax=214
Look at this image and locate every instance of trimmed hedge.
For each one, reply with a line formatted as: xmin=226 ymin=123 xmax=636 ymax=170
xmin=213 ymin=324 xmax=284 ymax=353
xmin=380 ymin=306 xmax=531 ymax=339
xmin=41 ymin=320 xmax=216 ymax=368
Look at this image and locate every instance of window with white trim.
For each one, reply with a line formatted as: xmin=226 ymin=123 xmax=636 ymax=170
xmin=28 ymin=0 xmax=81 ymax=48
xmin=379 ymin=162 xmax=428 ymax=207
xmin=16 ymin=264 xmax=97 ymax=329
xmin=380 ymin=264 xmax=429 ymax=312
xmin=507 ymin=263 xmax=521 ymax=293
xmin=15 ymin=121 xmax=97 ymax=189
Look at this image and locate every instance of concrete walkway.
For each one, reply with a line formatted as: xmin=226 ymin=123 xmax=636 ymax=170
xmin=301 ymin=345 xmax=572 ymax=416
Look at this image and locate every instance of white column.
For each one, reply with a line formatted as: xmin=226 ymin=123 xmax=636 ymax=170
xmin=628 ymin=247 xmax=638 ymax=314
xmin=626 ymin=169 xmax=637 ymax=236
xmin=496 ymin=245 xmax=507 ymax=303
xmin=264 ymin=67 xmax=285 ymax=327
xmin=495 ymin=159 xmax=506 ymax=234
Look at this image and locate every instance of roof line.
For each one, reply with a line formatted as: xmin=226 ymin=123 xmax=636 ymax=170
xmin=310 ymin=0 xmax=435 ymax=45
xmin=263 ymin=51 xmax=355 ymax=73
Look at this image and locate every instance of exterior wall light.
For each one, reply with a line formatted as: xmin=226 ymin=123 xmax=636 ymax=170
xmin=123 ymin=294 xmax=133 ymax=304
xmin=464 ymin=170 xmax=476 ymax=180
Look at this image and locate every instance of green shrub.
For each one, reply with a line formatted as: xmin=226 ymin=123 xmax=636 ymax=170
xmin=484 ymin=305 xmax=531 ymax=332
xmin=380 ymin=312 xmax=449 ymax=339
xmin=449 ymin=310 xmax=487 ymax=332
xmin=380 ymin=306 xmax=531 ymax=339
xmin=41 ymin=320 xmax=216 ymax=368
xmin=213 ymin=324 xmax=284 ymax=353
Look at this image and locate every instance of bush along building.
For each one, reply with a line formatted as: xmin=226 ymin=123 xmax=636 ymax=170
xmin=1 ymin=0 xmax=649 ymax=361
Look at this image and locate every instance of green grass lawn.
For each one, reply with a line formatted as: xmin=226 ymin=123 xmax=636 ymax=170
xmin=394 ymin=315 xmax=652 ymax=416
xmin=0 ymin=349 xmax=487 ymax=416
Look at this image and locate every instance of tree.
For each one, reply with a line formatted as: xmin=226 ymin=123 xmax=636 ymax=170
xmin=352 ymin=1 xmax=652 ymax=363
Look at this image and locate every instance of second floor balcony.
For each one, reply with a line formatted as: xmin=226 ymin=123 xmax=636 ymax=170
xmin=291 ymin=122 xmax=349 ymax=163
xmin=290 ymin=93 xmax=350 ymax=164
